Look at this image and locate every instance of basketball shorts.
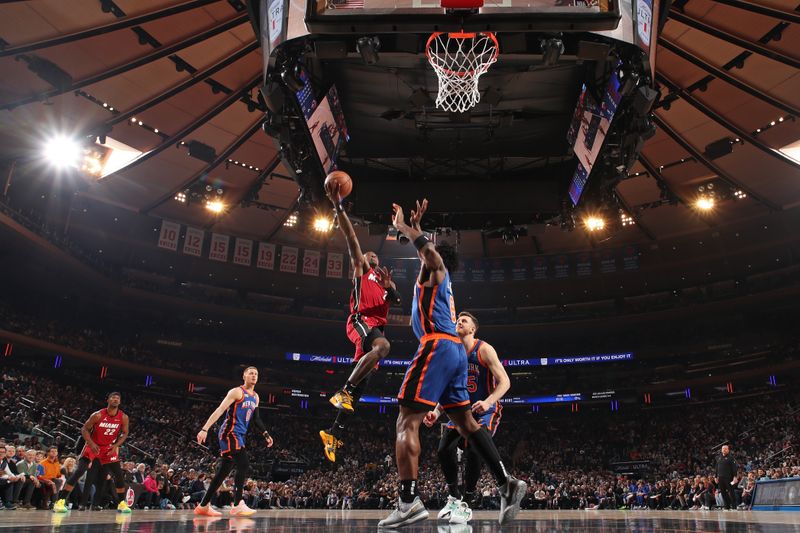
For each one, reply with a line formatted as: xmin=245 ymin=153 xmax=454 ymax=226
xmin=346 ymin=314 xmax=385 ymax=360
xmin=397 ymin=334 xmax=469 ymax=412
xmin=218 ymin=432 xmax=245 ymax=457
xmin=446 ymin=407 xmax=502 ymax=435
xmin=81 ymin=444 xmax=120 ymax=465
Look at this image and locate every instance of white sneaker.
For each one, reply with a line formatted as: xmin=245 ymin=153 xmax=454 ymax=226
xmin=182 ymin=495 xmax=191 ymax=504
xmin=449 ymin=501 xmax=473 ymax=524
xmin=230 ymin=500 xmax=256 ymax=516
xmin=378 ymin=497 xmax=428 ymax=528
xmin=437 ymin=496 xmax=461 ymax=520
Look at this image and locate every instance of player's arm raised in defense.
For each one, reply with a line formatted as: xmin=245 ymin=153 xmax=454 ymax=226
xmin=82 ymin=411 xmax=104 ymax=454
xmin=472 ymin=342 xmax=511 ymax=414
xmin=392 ymin=199 xmax=446 ymax=285
xmin=328 ymin=182 xmax=369 ymax=277
xmin=197 ymin=387 xmax=243 ymax=444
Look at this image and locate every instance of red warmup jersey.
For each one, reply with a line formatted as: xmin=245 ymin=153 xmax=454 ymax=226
xmin=350 ymin=268 xmax=389 ymax=327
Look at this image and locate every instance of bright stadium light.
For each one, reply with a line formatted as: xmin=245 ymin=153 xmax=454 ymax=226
xmin=584 ymin=216 xmax=606 ymax=232
xmin=695 ymin=196 xmax=715 ymax=211
xmin=313 ymin=216 xmax=333 ymax=233
xmin=205 ymin=200 xmax=225 ymax=213
xmin=43 ymin=135 xmax=82 ymax=168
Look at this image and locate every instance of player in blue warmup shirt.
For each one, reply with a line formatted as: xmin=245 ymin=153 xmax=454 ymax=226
xmin=379 ymin=199 xmax=526 ymax=529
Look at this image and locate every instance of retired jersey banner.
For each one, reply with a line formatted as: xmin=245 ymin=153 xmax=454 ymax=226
xmin=280 ymin=246 xmax=298 ymax=273
xmin=510 ymin=258 xmax=528 ymax=281
xmin=326 ymin=252 xmax=344 ymax=278
xmin=233 ymin=238 xmax=253 ymax=267
xmin=183 ymin=227 xmax=204 ymax=257
xmin=391 ymin=258 xmax=409 ymax=281
xmin=302 ymin=249 xmax=320 ymax=276
xmin=157 ymin=220 xmax=180 ymax=251
xmin=209 ymin=233 xmax=230 ymax=262
xmin=256 ymin=242 xmax=275 ymax=270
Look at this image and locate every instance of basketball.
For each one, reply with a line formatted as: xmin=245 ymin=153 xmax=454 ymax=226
xmin=324 ymin=170 xmax=353 ymax=201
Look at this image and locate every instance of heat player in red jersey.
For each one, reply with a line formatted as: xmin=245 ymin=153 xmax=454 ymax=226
xmin=320 ymin=180 xmax=402 ymax=462
xmin=54 ymin=392 xmax=131 ymax=513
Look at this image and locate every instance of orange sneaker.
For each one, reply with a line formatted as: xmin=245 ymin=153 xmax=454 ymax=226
xmin=194 ymin=504 xmax=222 ymax=517
xmin=230 ymin=501 xmax=256 ymax=516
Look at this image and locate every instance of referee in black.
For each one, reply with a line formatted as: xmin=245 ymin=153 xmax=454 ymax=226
xmin=716 ymin=444 xmax=738 ymax=510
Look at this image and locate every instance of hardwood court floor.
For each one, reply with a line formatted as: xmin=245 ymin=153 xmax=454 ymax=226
xmin=2 ymin=509 xmax=799 ymax=532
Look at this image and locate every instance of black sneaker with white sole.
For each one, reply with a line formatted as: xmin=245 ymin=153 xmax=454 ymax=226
xmin=378 ymin=497 xmax=429 ymax=528
xmin=499 ymin=477 xmax=527 ymax=525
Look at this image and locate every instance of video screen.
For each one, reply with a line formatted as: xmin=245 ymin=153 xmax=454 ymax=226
xmin=566 ymin=68 xmax=624 ymax=206
xmin=294 ymin=72 xmax=350 ymax=173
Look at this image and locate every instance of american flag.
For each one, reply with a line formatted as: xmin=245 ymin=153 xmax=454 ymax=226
xmin=329 ymin=0 xmax=365 ymax=8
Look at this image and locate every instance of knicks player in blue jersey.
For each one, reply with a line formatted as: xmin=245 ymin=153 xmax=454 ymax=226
xmin=195 ymin=366 xmax=273 ymax=517
xmin=380 ymin=199 xmax=526 ymax=529
xmin=424 ymin=311 xmax=511 ymax=524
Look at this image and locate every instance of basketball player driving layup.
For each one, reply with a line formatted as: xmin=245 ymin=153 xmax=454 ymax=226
xmin=379 ymin=199 xmax=526 ymax=528
xmin=320 ymin=174 xmax=401 ymax=463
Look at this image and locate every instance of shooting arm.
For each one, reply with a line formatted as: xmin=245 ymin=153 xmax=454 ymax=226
xmin=113 ymin=414 xmax=129 ymax=448
xmin=480 ymin=343 xmax=510 ymax=406
xmin=335 ymin=208 xmax=367 ymax=276
xmin=201 ymin=388 xmax=241 ymax=432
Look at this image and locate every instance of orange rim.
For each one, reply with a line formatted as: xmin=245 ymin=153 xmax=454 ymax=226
xmin=425 ymin=31 xmax=499 ymax=78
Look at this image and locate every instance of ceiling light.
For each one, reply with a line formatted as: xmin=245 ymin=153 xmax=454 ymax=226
xmin=695 ymin=197 xmax=715 ymax=211
xmin=734 ymin=190 xmax=747 ymax=199
xmin=130 ymin=117 xmax=136 ymax=122
xmin=284 ymin=213 xmax=298 ymax=227
xmin=174 ymin=192 xmax=187 ymax=203
xmin=205 ymin=200 xmax=225 ymax=213
xmin=313 ymin=216 xmax=333 ymax=233
xmin=584 ymin=216 xmax=606 ymax=231
xmin=43 ymin=135 xmax=82 ymax=168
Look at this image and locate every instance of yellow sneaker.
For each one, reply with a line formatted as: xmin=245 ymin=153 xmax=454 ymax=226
xmin=329 ymin=389 xmax=354 ymax=412
xmin=117 ymin=500 xmax=132 ymax=514
xmin=53 ymin=498 xmax=69 ymax=513
xmin=319 ymin=430 xmax=343 ymax=462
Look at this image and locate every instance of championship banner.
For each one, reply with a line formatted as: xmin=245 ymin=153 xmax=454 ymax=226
xmin=468 ymin=259 xmax=486 ymax=283
xmin=532 ymin=256 xmax=548 ymax=280
xmin=280 ymin=246 xmax=298 ymax=273
xmin=510 ymin=258 xmax=528 ymax=281
xmin=391 ymin=258 xmax=409 ymax=281
xmin=256 ymin=242 xmax=275 ymax=270
xmin=576 ymin=252 xmax=593 ymax=277
xmin=183 ymin=227 xmax=204 ymax=257
xmin=553 ymin=255 xmax=570 ymax=279
xmin=489 ymin=259 xmax=506 ymax=283
xmin=623 ymin=245 xmax=640 ymax=270
xmin=209 ymin=233 xmax=230 ymax=262
xmin=302 ymin=249 xmax=320 ymax=276
xmin=157 ymin=220 xmax=180 ymax=251
xmin=326 ymin=252 xmax=343 ymax=278
xmin=233 ymin=238 xmax=253 ymax=267
xmin=599 ymin=249 xmax=617 ymax=274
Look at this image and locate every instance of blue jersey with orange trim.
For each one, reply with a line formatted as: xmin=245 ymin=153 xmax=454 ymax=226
xmin=218 ymin=387 xmax=257 ymax=442
xmin=411 ymin=271 xmax=458 ymax=340
xmin=466 ymin=340 xmax=497 ymax=406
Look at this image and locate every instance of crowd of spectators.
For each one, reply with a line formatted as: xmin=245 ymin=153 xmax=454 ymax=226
xmin=1 ymin=364 xmax=797 ymax=513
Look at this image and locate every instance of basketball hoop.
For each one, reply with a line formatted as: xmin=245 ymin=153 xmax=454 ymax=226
xmin=426 ymin=31 xmax=499 ymax=113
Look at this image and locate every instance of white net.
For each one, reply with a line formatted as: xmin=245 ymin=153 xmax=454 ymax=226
xmin=426 ymin=32 xmax=499 ymax=113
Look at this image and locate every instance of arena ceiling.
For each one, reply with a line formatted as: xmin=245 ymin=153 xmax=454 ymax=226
xmin=0 ymin=0 xmax=798 ymax=258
